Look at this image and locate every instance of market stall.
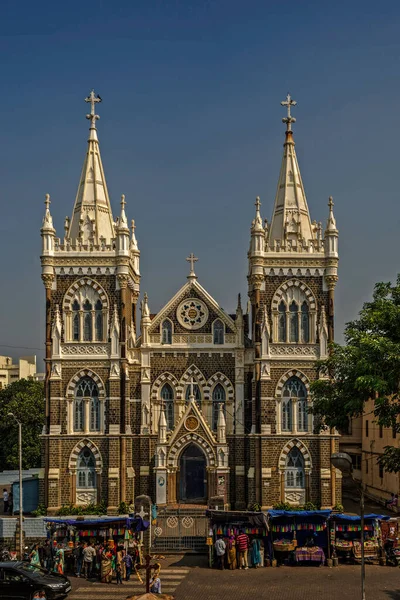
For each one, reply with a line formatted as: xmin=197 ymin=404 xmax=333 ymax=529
xmin=206 ymin=510 xmax=269 ymax=568
xmin=330 ymin=513 xmax=389 ymax=564
xmin=268 ymin=510 xmax=331 ymax=566
xmin=44 ymin=515 xmax=149 ymax=573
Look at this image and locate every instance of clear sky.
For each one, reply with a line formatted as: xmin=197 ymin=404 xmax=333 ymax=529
xmin=0 ymin=0 xmax=399 ymax=368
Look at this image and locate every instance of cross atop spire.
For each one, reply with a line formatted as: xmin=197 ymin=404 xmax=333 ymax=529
xmin=186 ymin=252 xmax=198 ymax=279
xmin=85 ymin=89 xmax=102 ymax=129
xmin=281 ymin=93 xmax=297 ymax=132
xmin=44 ymin=193 xmax=51 ymax=212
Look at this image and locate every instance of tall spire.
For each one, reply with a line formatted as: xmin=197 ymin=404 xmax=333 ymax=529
xmin=67 ymin=90 xmax=115 ymax=244
xmin=268 ymin=94 xmax=315 ymax=249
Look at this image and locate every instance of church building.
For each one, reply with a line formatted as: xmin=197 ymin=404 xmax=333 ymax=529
xmin=40 ymin=91 xmax=341 ymax=517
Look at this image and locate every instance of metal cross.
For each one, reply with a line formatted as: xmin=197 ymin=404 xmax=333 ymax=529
xmin=281 ymin=93 xmax=297 ymax=132
xmin=186 ymin=252 xmax=198 ymax=276
xmin=85 ymin=89 xmax=102 ymax=128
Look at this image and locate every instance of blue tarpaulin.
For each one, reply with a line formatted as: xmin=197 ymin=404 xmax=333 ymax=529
xmin=332 ymin=513 xmax=390 ymax=522
xmin=44 ymin=516 xmax=149 ymax=531
xmin=267 ymin=510 xmax=331 ymax=520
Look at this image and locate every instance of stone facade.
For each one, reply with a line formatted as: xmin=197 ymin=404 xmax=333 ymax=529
xmin=40 ymin=92 xmax=341 ymax=515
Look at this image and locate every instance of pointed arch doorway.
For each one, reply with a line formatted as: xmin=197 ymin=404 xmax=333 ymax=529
xmin=179 ymin=444 xmax=207 ymax=504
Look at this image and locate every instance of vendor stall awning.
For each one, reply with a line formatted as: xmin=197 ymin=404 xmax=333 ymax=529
xmin=333 ymin=513 xmax=390 ymax=522
xmin=44 ymin=516 xmax=149 ymax=531
xmin=267 ymin=510 xmax=331 ymax=519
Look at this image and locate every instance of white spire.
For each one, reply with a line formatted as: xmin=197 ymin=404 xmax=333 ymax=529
xmin=186 ymin=253 xmax=198 ymax=280
xmin=268 ymin=94 xmax=315 ymax=249
xmin=252 ymin=196 xmax=264 ymax=232
xmin=326 ymin=196 xmax=337 ymax=232
xmin=217 ymin=403 xmax=226 ymax=443
xmin=67 ymin=90 xmax=115 ymax=244
xmin=42 ymin=194 xmax=54 ymax=231
xmin=117 ymin=194 xmax=129 ymax=231
xmin=158 ymin=405 xmax=167 ymax=444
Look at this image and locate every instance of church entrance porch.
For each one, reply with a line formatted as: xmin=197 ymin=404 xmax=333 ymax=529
xmin=179 ymin=443 xmax=207 ymax=504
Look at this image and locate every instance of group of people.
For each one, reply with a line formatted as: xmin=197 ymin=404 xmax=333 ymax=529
xmin=29 ymin=541 xmax=65 ymax=574
xmin=214 ymin=531 xmax=263 ymax=570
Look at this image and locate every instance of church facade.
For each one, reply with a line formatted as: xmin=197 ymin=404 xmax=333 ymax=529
xmin=40 ymin=91 xmax=341 ymax=514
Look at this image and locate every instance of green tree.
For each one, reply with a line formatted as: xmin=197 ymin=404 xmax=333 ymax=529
xmin=311 ymin=275 xmax=400 ymax=472
xmin=0 ymin=379 xmax=45 ymax=470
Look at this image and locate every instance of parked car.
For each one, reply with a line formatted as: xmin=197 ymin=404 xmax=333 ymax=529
xmin=0 ymin=561 xmax=71 ymax=599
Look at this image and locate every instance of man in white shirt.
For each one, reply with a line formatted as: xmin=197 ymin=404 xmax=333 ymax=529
xmin=214 ymin=536 xmax=226 ymax=570
xmin=3 ymin=489 xmax=9 ymax=514
xmin=82 ymin=542 xmax=96 ymax=579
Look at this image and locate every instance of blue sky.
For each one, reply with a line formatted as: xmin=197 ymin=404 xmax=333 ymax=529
xmin=0 ymin=0 xmax=399 ymax=367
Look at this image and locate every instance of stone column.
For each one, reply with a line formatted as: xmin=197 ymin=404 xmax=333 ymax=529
xmin=42 ymin=273 xmax=54 ymax=508
xmin=327 ymin=275 xmax=338 ymax=507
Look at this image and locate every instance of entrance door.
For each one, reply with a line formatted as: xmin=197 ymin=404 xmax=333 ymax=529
xmin=179 ymin=444 xmax=207 ymax=503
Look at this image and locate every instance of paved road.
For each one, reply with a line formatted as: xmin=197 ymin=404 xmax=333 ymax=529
xmin=68 ymin=556 xmax=400 ymax=600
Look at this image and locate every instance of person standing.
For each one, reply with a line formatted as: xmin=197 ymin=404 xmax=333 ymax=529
xmin=3 ymin=489 xmax=9 ymax=514
xmin=123 ymin=551 xmax=133 ymax=581
xmin=82 ymin=542 xmax=96 ymax=579
xmin=250 ymin=538 xmax=261 ymax=568
xmin=115 ymin=560 xmax=123 ymax=585
xmin=30 ymin=544 xmax=41 ymax=567
xmin=74 ymin=542 xmax=84 ymax=577
xmin=236 ymin=530 xmax=250 ymax=569
xmin=214 ymin=536 xmax=226 ymax=570
xmin=8 ymin=491 xmax=13 ymax=515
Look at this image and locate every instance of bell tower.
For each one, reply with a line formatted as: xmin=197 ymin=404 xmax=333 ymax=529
xmin=247 ymin=95 xmax=340 ymax=509
xmin=40 ymin=92 xmax=141 ymax=512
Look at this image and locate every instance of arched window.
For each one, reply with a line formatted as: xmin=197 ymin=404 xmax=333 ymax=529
xmin=212 ymin=384 xmax=225 ymax=431
xmin=161 ymin=383 xmax=174 ymax=430
xmin=83 ymin=299 xmax=93 ymax=341
xmin=213 ymin=320 xmax=224 ymax=345
xmin=72 ymin=300 xmax=80 ymax=341
xmin=95 ymin=299 xmax=103 ymax=341
xmin=289 ymin=301 xmax=299 ymax=343
xmin=282 ymin=377 xmax=308 ymax=433
xmin=301 ymin=301 xmax=309 ymax=343
xmin=76 ymin=448 xmax=96 ymax=489
xmin=278 ymin=301 xmax=286 ymax=342
xmin=161 ymin=320 xmax=172 ymax=344
xmin=285 ymin=447 xmax=305 ymax=489
xmin=74 ymin=377 xmax=100 ymax=432
xmin=186 ymin=383 xmax=201 ymax=407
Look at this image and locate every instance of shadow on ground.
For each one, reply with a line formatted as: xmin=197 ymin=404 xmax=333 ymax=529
xmin=167 ymin=554 xmax=208 ymax=568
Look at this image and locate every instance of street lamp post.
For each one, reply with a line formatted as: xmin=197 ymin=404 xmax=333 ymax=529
xmin=331 ymin=452 xmax=365 ymax=600
xmin=8 ymin=413 xmax=23 ymax=560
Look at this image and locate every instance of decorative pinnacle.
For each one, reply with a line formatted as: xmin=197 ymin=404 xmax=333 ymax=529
xmin=44 ymin=193 xmax=51 ymax=211
xmin=85 ymin=89 xmax=102 ymax=129
xmin=328 ymin=196 xmax=334 ymax=211
xmin=281 ymin=93 xmax=297 ymax=132
xmin=186 ymin=252 xmax=198 ymax=279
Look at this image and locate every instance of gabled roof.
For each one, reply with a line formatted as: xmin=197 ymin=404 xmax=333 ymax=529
xmin=148 ymin=278 xmax=236 ymax=333
xmin=167 ymin=397 xmax=217 ymax=450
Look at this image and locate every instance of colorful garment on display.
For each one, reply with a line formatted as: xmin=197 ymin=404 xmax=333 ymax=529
xmin=214 ymin=525 xmax=264 ymax=536
xmin=335 ymin=524 xmax=373 ymax=532
xmin=271 ymin=522 xmax=327 ymax=533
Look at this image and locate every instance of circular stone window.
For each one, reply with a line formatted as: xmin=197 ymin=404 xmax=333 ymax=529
xmin=177 ymin=298 xmax=208 ymax=330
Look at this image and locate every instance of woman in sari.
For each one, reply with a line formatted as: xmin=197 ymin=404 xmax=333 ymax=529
xmin=30 ymin=544 xmax=41 ymax=567
xmin=54 ymin=545 xmax=64 ymax=574
xmin=101 ymin=549 xmax=113 ymax=584
xmin=227 ymin=537 xmax=237 ymax=570
xmin=251 ymin=538 xmax=261 ymax=568
xmin=117 ymin=547 xmax=126 ymax=580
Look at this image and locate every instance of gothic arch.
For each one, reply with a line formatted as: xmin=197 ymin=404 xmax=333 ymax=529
xmin=271 ymin=279 xmax=316 ymax=312
xmin=179 ymin=365 xmax=207 ymax=400
xmin=68 ymin=438 xmax=103 ymax=473
xmin=206 ymin=372 xmax=234 ymax=402
xmin=62 ymin=277 xmax=109 ymax=311
xmin=278 ymin=438 xmax=312 ymax=474
xmin=275 ymin=370 xmax=310 ymax=398
xmin=151 ymin=372 xmax=180 ymax=402
xmin=168 ymin=433 xmax=216 ymax=468
xmin=66 ymin=369 xmax=106 ymax=398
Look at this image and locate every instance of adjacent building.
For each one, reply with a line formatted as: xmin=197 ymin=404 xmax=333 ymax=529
xmin=0 ymin=355 xmax=43 ymax=390
xmin=40 ymin=91 xmax=341 ymax=516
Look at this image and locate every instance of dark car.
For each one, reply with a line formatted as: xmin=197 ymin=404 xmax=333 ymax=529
xmin=0 ymin=561 xmax=71 ymax=599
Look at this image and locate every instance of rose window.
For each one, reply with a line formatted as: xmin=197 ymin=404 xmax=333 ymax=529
xmin=177 ymin=299 xmax=208 ymax=330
